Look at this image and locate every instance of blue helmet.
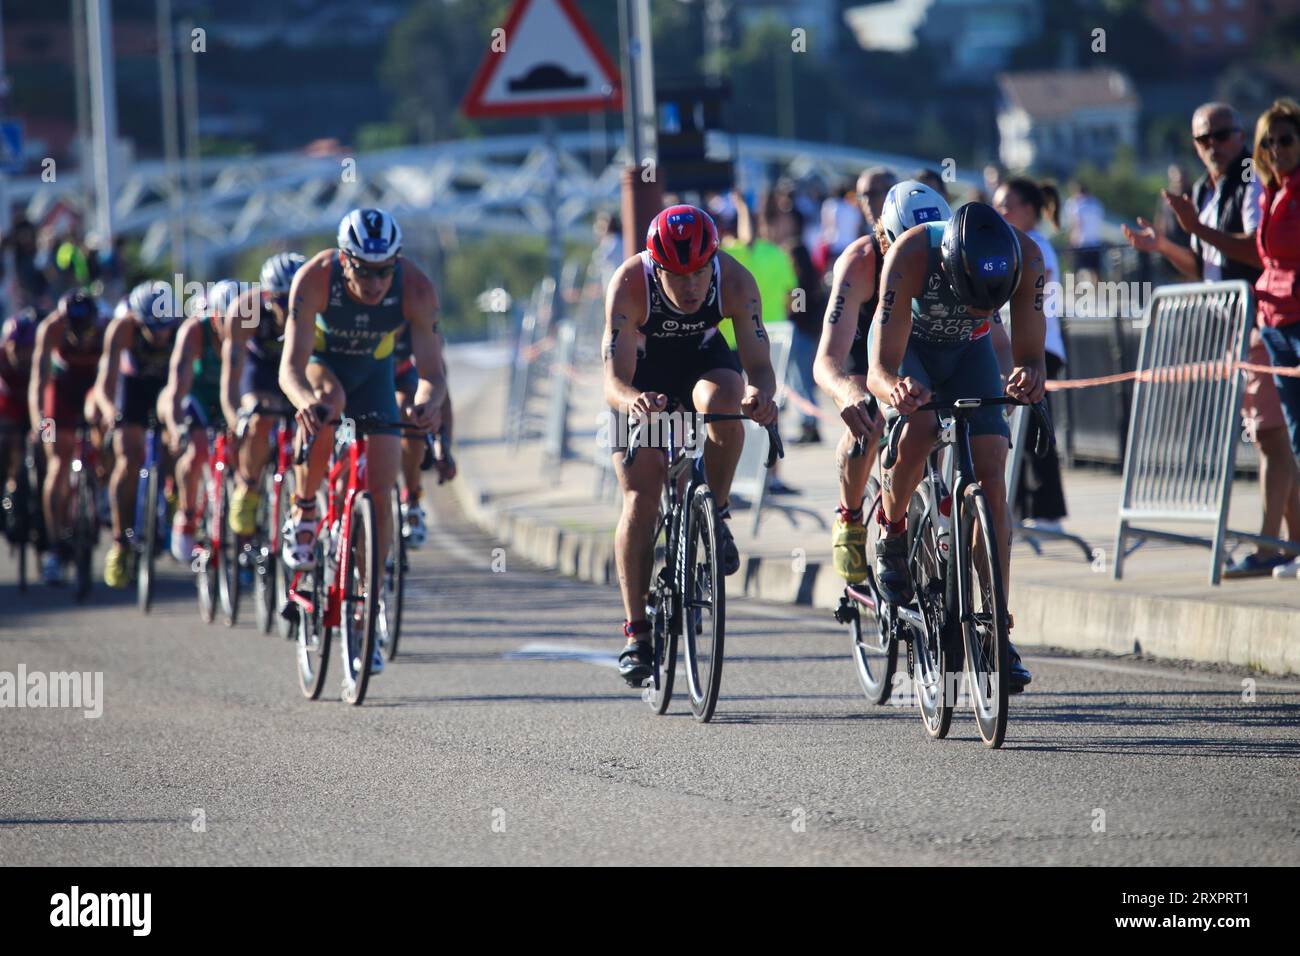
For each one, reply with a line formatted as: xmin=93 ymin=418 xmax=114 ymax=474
xmin=207 ymin=279 xmax=242 ymax=318
xmin=127 ymin=280 xmax=182 ymax=331
xmin=259 ymin=252 xmax=306 ymax=295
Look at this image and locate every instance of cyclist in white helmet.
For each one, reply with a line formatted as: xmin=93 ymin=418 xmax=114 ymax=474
xmin=223 ymin=253 xmax=305 ymax=538
xmin=815 ymin=180 xmax=951 ymax=584
xmin=279 ymin=209 xmax=445 ymax=672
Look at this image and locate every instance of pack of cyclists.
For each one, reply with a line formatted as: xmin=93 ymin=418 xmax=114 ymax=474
xmin=6 ymin=189 xmax=1047 ymax=701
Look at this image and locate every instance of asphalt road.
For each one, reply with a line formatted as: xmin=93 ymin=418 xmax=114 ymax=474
xmin=1 ymin=476 xmax=1297 ymax=867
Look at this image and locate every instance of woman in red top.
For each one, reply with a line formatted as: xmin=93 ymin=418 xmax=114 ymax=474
xmin=1254 ymin=98 xmax=1300 ymax=463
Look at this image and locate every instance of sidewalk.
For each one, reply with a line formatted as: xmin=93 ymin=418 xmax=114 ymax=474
xmin=450 ymin=351 xmax=1300 ymax=676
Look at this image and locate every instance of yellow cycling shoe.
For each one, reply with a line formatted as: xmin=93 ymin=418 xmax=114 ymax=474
xmin=832 ymin=515 xmax=869 ymax=584
xmin=229 ymin=484 xmax=261 ymax=537
xmin=103 ymin=542 xmax=129 ymax=589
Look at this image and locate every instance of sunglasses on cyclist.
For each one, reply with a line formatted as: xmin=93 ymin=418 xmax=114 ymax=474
xmin=1261 ymin=132 xmax=1298 ymax=151
xmin=344 ymin=255 xmax=396 ymax=280
xmin=1193 ymin=127 xmax=1239 ymax=147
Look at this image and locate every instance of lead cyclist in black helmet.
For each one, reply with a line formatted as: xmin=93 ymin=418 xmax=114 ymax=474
xmin=863 ymin=201 xmax=1047 ymax=693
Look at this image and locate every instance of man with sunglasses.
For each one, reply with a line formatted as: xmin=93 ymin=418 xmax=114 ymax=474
xmin=1122 ymin=102 xmax=1285 ymax=579
xmin=279 ymin=209 xmax=446 ymax=663
xmin=222 ymin=253 xmax=306 ymax=539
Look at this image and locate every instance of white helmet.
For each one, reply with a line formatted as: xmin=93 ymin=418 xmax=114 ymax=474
xmin=337 ymin=208 xmax=402 ymax=263
xmin=879 ymin=180 xmax=952 ymax=243
xmin=207 ymin=279 xmax=243 ymax=318
xmin=259 ymin=252 xmax=306 ymax=295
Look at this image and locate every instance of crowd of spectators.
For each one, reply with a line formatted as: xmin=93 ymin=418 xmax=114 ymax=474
xmin=0 ymin=216 xmax=128 ymax=318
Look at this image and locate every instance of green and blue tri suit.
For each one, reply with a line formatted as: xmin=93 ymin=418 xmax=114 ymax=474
xmin=310 ymin=254 xmax=406 ymax=435
xmin=867 ymin=222 xmax=1009 ymax=440
xmin=184 ymin=318 xmax=225 ymax=429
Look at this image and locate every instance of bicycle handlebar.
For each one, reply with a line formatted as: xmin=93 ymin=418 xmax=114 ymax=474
xmin=621 ymin=406 xmax=783 ymax=470
xmin=294 ymin=414 xmax=438 ymax=465
xmin=879 ymin=396 xmax=1055 ymax=470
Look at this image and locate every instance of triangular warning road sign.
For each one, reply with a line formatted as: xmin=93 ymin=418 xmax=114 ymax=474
xmin=461 ymin=0 xmax=623 ymax=118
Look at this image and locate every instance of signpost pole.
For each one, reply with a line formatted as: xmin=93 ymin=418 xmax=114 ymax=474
xmin=542 ymin=114 xmax=563 ymax=324
xmin=618 ymin=0 xmax=660 ymax=260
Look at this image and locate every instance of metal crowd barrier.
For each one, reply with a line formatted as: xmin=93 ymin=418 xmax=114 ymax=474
xmin=504 ymin=276 xmax=557 ymax=449
xmin=1111 ymin=280 xmax=1285 ymax=585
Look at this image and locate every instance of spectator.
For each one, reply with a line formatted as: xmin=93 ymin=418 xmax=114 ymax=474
xmin=720 ymin=192 xmax=800 ymax=493
xmin=978 ymin=162 xmax=1003 ymax=203
xmin=1253 ymin=97 xmax=1300 ymax=579
xmin=1150 ymin=164 xmax=1193 ymax=284
xmin=782 ymin=206 xmax=828 ymax=445
xmin=853 ymin=166 xmax=896 ymax=238
xmin=591 ymin=210 xmax=624 ymax=284
xmin=820 ymin=177 xmax=866 ymax=259
xmin=1065 ymin=181 xmax=1106 ymax=279
xmin=994 ymin=178 xmax=1070 ymax=533
xmin=913 ymin=167 xmax=950 ymax=202
xmin=1122 ymin=100 xmax=1296 ymax=579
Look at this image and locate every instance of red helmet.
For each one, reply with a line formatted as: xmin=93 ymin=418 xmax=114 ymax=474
xmin=646 ymin=204 xmax=719 ymax=275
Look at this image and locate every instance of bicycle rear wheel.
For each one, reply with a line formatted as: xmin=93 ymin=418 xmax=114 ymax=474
xmin=852 ymin=476 xmax=898 ymax=705
xmin=294 ymin=562 xmax=332 ymax=700
xmin=908 ymin=490 xmax=954 ymax=739
xmin=682 ymin=486 xmax=724 ymax=722
xmin=339 ymin=493 xmax=379 ymax=705
xmin=380 ymin=487 xmax=405 ymax=660
xmin=961 ymin=488 xmax=1010 ymax=748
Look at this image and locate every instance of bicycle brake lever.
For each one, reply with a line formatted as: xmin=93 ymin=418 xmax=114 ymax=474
xmin=881 ymin=415 xmax=906 ymax=470
xmin=764 ymin=424 xmax=784 ymax=468
xmin=1031 ymin=400 xmax=1056 ymax=459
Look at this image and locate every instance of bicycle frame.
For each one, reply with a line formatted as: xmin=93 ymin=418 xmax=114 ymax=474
xmin=132 ymin=428 xmax=166 ymax=550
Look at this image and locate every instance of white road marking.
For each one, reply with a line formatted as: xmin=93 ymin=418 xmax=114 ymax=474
xmin=505 ymin=642 xmax=620 ymax=668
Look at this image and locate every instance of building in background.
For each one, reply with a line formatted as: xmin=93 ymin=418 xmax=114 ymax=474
xmin=1144 ymin=0 xmax=1300 ymax=58
xmin=997 ymin=69 xmax=1140 ymax=175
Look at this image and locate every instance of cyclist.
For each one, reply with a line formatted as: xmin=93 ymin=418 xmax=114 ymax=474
xmin=222 ymin=252 xmax=305 ymax=541
xmin=815 ymin=180 xmax=951 ymax=585
xmin=864 ymin=201 xmax=1046 ymax=692
xmin=91 ymin=280 xmax=183 ymax=588
xmin=392 ymin=330 xmax=456 ymax=547
xmin=1 ymin=310 xmax=37 ymax=554
xmin=28 ymin=291 xmax=108 ymax=584
xmin=604 ymin=204 xmax=778 ymax=685
xmin=159 ymin=280 xmax=240 ymax=563
xmin=279 ymin=209 xmax=446 ymax=671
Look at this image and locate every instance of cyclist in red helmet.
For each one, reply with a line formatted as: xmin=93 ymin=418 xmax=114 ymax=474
xmin=603 ymin=203 xmax=779 ymax=685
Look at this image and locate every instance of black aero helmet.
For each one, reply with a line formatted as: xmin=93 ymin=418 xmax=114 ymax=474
xmin=940 ymin=202 xmax=1022 ymax=312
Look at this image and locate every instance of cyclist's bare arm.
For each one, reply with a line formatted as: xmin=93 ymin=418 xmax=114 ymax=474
xmin=164 ymin=317 xmax=200 ymax=428
xmin=867 ymin=230 xmax=928 ymax=413
xmin=1005 ymin=226 xmax=1048 ymax=405
xmin=279 ymin=252 xmax=331 ymax=414
xmin=815 ymin=237 xmax=876 ymax=409
xmin=722 ymin=253 xmax=777 ymax=425
xmin=601 ymin=256 xmax=651 ymax=413
xmin=403 ymin=264 xmax=447 ymax=420
xmin=93 ymin=317 xmax=130 ymax=422
xmin=28 ymin=312 xmax=59 ymax=428
xmin=221 ymin=288 xmax=257 ymax=425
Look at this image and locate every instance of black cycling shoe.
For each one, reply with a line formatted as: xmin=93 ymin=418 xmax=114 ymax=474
xmin=1007 ymin=641 xmax=1032 ymax=694
xmin=618 ymin=639 xmax=654 ymax=686
xmin=874 ymin=531 xmax=913 ymax=605
xmin=715 ymin=515 xmax=740 ymax=576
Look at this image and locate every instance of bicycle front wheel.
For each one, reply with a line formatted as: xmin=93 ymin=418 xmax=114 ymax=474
xmin=961 ymin=487 xmax=1010 ymax=748
xmin=853 ymin=476 xmax=898 ymax=705
xmin=644 ymin=508 xmax=678 ymax=715
xmin=380 ymin=487 xmax=405 ymax=660
xmin=908 ymin=490 xmax=953 ymax=740
xmin=254 ymin=468 xmax=277 ymax=634
xmin=196 ymin=475 xmax=218 ymax=624
xmin=682 ymin=486 xmax=724 ymax=722
xmin=72 ymin=471 xmax=97 ymax=603
xmin=339 ymin=493 xmax=380 ymax=705
xmin=274 ymin=469 xmax=295 ymax=640
xmin=218 ymin=471 xmax=241 ymax=627
xmin=137 ymin=463 xmax=159 ymax=614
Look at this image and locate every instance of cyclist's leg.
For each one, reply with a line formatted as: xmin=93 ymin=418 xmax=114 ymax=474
xmin=688 ymin=335 xmax=745 ymax=508
xmin=237 ymin=357 xmax=281 ymax=487
xmin=344 ymin=364 xmax=403 ymax=571
xmin=110 ymin=376 xmax=152 ymax=541
xmin=394 ymin=363 xmax=425 ymax=540
xmin=293 ymin=361 xmax=344 ymax=517
xmin=870 ymin=326 xmax=938 ymax=525
xmin=611 ymin=435 xmax=668 ymax=625
xmin=41 ymin=425 xmax=76 ymax=544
